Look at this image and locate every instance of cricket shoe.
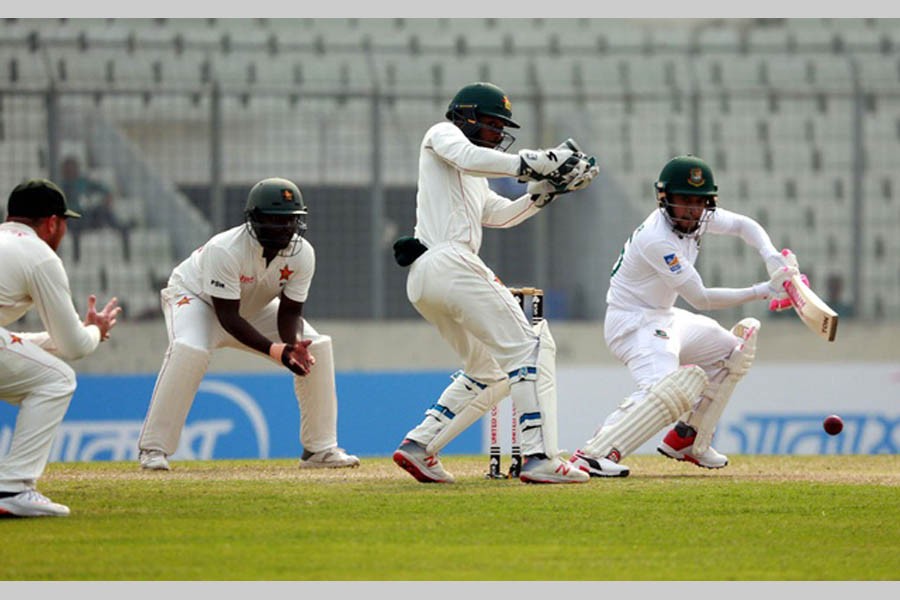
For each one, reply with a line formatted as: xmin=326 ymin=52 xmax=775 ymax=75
xmin=299 ymin=446 xmax=360 ymax=469
xmin=139 ymin=449 xmax=171 ymax=471
xmin=657 ymin=421 xmax=729 ymax=469
xmin=392 ymin=439 xmax=455 ymax=483
xmin=0 ymin=489 xmax=70 ymax=517
xmin=519 ymin=454 xmax=589 ymax=484
xmin=568 ymin=449 xmax=630 ymax=478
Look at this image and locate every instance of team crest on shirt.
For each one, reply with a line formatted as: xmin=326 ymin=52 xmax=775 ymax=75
xmin=654 ymin=329 xmax=669 ymax=339
xmin=663 ymin=253 xmax=683 ymax=273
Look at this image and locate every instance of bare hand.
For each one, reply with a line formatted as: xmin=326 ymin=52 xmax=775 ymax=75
xmin=83 ymin=295 xmax=122 ymax=341
xmin=284 ymin=338 xmax=316 ymax=375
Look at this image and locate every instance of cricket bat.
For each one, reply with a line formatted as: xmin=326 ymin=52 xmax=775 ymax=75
xmin=782 ymin=273 xmax=839 ymax=342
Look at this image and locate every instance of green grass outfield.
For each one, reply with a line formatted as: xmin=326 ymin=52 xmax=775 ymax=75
xmin=2 ymin=455 xmax=898 ymax=581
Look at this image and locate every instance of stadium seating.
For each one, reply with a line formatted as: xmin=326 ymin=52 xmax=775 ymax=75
xmin=2 ymin=17 xmax=899 ymax=319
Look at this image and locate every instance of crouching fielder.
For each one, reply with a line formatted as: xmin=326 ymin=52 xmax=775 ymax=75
xmin=569 ymin=155 xmax=800 ymax=477
xmin=137 ymin=178 xmax=359 ymax=471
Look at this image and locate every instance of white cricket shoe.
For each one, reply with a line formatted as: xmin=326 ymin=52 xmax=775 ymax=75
xmin=568 ymin=449 xmax=630 ymax=478
xmin=0 ymin=489 xmax=70 ymax=517
xmin=519 ymin=455 xmax=589 ymax=484
xmin=392 ymin=439 xmax=455 ymax=483
xmin=139 ymin=449 xmax=171 ymax=471
xmin=657 ymin=422 xmax=729 ymax=469
xmin=298 ymin=446 xmax=360 ymax=469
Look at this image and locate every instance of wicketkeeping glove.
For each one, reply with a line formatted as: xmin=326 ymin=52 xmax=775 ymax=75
xmin=524 ymin=139 xmax=600 ymax=207
xmin=517 ymin=145 xmax=584 ymax=184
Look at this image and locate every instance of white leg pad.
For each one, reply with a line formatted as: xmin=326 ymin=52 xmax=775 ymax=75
xmin=139 ymin=341 xmax=210 ymax=455
xmin=294 ymin=335 xmax=339 ymax=453
xmin=425 ymin=378 xmax=510 ymax=455
xmin=408 ymin=371 xmax=482 ymax=446
xmin=534 ymin=319 xmax=560 ymax=458
xmin=686 ymin=318 xmax=760 ymax=454
xmin=583 ymin=365 xmax=708 ymax=459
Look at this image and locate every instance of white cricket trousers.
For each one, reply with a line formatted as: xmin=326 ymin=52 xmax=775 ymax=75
xmin=138 ymin=286 xmax=338 ymax=458
xmin=405 ymin=242 xmax=551 ymax=456
xmin=0 ymin=327 xmax=77 ymax=493
xmin=406 ymin=242 xmax=539 ymax=382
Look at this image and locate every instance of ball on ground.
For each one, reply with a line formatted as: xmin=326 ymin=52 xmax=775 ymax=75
xmin=823 ymin=415 xmax=843 ymax=435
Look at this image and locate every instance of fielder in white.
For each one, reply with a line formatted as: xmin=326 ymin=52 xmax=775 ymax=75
xmin=137 ymin=177 xmax=359 ymax=471
xmin=390 ymin=81 xmax=602 ymax=484
xmin=0 ymin=179 xmax=121 ymax=517
xmin=568 ymin=155 xmax=800 ymax=477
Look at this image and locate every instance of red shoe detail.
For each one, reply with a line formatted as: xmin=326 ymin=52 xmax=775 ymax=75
xmin=662 ymin=426 xmax=695 ymax=452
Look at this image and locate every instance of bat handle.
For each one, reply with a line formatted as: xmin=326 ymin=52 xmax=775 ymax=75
xmin=774 ymin=273 xmax=810 ymax=311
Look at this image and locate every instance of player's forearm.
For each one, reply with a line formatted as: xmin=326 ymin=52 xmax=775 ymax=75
xmin=677 ymin=279 xmax=767 ymax=311
xmin=277 ymin=297 xmax=304 ymax=342
xmin=483 ymin=194 xmax=540 ymax=228
xmin=216 ymin=312 xmax=273 ymax=356
xmin=729 ymin=212 xmax=779 ymax=257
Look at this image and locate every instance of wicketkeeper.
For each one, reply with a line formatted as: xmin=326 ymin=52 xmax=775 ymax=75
xmin=391 ymin=81 xmax=601 ymax=484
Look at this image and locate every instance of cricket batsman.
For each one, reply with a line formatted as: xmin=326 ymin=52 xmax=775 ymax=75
xmin=569 ymin=155 xmax=801 ymax=476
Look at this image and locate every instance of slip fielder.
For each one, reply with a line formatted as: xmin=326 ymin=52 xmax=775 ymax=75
xmin=137 ymin=177 xmax=359 ymax=471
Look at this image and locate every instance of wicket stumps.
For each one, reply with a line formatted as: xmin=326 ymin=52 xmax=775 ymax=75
xmin=486 ymin=286 xmax=544 ymax=480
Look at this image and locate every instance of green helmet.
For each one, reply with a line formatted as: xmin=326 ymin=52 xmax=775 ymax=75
xmin=445 ymin=82 xmax=520 ymax=151
xmin=654 ymin=155 xmax=718 ymax=237
xmin=244 ymin=177 xmax=308 ymax=255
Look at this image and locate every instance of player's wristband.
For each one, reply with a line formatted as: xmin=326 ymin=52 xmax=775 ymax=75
xmin=268 ymin=343 xmax=286 ymax=361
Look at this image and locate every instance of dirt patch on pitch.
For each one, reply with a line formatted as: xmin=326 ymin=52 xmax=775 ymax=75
xmin=43 ymin=455 xmax=900 ymax=486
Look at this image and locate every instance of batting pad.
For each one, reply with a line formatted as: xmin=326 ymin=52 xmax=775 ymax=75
xmin=293 ymin=335 xmax=338 ymax=453
xmin=687 ymin=317 xmax=760 ymax=455
xmin=583 ymin=365 xmax=708 ymax=459
xmin=138 ymin=341 xmax=210 ymax=455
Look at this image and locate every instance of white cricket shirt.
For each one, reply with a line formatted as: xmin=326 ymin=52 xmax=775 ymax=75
xmin=413 ymin=121 xmax=539 ymax=253
xmin=0 ymin=221 xmax=100 ymax=358
xmin=168 ymin=224 xmax=314 ymax=315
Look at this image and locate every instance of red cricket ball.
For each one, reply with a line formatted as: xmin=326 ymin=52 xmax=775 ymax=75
xmin=823 ymin=415 xmax=843 ymax=436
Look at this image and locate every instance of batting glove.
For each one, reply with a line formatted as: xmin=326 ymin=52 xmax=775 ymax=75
xmin=766 ymin=247 xmax=800 ymax=278
xmin=768 ymin=273 xmax=809 ymax=312
xmin=764 ymin=265 xmax=800 ymax=300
